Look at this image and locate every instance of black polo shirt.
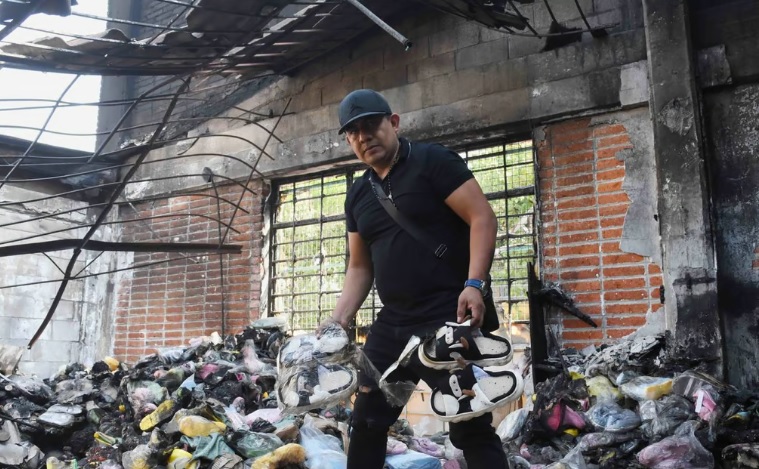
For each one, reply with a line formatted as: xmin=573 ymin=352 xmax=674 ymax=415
xmin=345 ymin=138 xmax=474 ymax=326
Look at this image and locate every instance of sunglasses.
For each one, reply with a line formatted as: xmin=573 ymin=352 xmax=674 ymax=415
xmin=344 ymin=114 xmax=388 ymax=137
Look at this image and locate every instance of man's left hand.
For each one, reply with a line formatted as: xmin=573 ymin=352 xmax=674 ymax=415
xmin=457 ymin=287 xmax=485 ymax=327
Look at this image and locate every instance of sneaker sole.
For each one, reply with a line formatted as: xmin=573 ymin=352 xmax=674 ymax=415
xmin=417 ymin=343 xmax=514 ymax=370
xmin=432 ymin=373 xmax=524 ymax=423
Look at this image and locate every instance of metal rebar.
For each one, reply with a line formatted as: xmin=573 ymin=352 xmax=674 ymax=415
xmin=0 ymin=239 xmax=242 ymax=257
xmin=344 ymin=0 xmax=412 ymax=50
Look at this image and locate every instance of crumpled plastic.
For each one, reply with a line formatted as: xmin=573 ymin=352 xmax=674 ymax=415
xmin=620 ymin=376 xmax=673 ymax=402
xmin=639 ymin=395 xmax=695 ymax=442
xmin=409 ymin=437 xmax=445 ymax=458
xmin=180 ymin=433 xmax=236 ymax=461
xmin=385 ymin=450 xmax=442 ymax=469
xmin=299 ymin=415 xmax=346 ymax=469
xmin=387 ymin=437 xmax=408 ymax=455
xmin=226 ymin=430 xmax=283 ymax=459
xmin=577 ymin=432 xmax=636 ymax=451
xmin=586 ymin=401 xmax=641 ymax=433
xmin=276 ymin=321 xmax=360 ymax=415
xmin=637 ymin=420 xmax=714 ymax=469
xmin=546 ymin=446 xmax=587 ymax=469
xmin=585 ymin=376 xmax=622 ymax=402
xmin=497 ymin=408 xmax=529 ymax=441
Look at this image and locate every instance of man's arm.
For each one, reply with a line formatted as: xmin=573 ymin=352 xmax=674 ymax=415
xmin=444 ymin=178 xmax=498 ymax=327
xmin=331 ymin=232 xmax=374 ymax=329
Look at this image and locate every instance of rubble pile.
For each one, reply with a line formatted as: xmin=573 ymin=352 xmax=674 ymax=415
xmin=0 ymin=318 xmax=356 ymax=469
xmin=499 ymin=333 xmax=759 ymax=469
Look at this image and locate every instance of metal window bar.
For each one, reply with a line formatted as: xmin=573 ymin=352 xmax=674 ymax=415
xmin=457 ymin=140 xmax=536 ymax=339
xmin=268 ymin=139 xmax=536 ymax=341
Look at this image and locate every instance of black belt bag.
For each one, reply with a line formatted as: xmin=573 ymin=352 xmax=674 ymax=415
xmin=369 ymin=175 xmax=500 ymax=333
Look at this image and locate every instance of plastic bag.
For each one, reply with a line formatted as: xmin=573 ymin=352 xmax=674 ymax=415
xmin=241 ymin=340 xmax=277 ymax=377
xmin=277 ymin=322 xmax=359 ymax=415
xmin=299 ymin=415 xmax=346 ymax=469
xmin=639 ymin=395 xmax=695 ymax=442
xmin=585 ymin=376 xmax=622 ymax=403
xmin=620 ymin=376 xmax=673 ymax=401
xmin=637 ymin=420 xmax=714 ymax=469
xmin=496 ymin=408 xmax=529 ymax=441
xmin=546 ymin=447 xmax=587 ymax=469
xmin=586 ymin=401 xmax=641 ymax=433
xmin=577 ymin=432 xmax=635 ymax=451
xmin=356 ymin=339 xmax=417 ymax=408
xmin=385 ymin=451 xmax=441 ymax=469
xmin=227 ymin=431 xmax=283 ymax=459
xmin=409 ymin=437 xmax=445 ymax=458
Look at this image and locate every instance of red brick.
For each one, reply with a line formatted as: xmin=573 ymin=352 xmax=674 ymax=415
xmin=560 ymin=268 xmax=600 ymax=280
xmin=648 ymin=263 xmax=662 ymax=274
xmin=598 ymin=181 xmax=623 ymax=193
xmin=650 ymin=275 xmax=663 ymax=287
xmin=607 ymin=316 xmax=647 ymax=327
xmin=597 ymin=134 xmax=632 ymax=149
xmin=600 ymin=216 xmax=625 ymax=228
xmin=604 ymin=278 xmax=646 ymax=290
xmin=599 ymin=204 xmax=628 ymax=217
xmin=554 ymin=162 xmax=594 ymax=177
xmin=597 ymin=147 xmax=627 ymax=160
xmin=752 ymin=259 xmax=759 ymax=269
xmin=562 ymin=280 xmax=601 ymax=292
xmin=556 ymin=185 xmax=595 ymax=199
xmin=602 ymin=241 xmax=619 ymax=253
xmin=563 ymin=329 xmax=604 ymax=341
xmin=559 ymin=255 xmax=600 ymax=269
xmin=604 ymin=252 xmax=644 ymax=264
xmin=552 ymin=128 xmax=592 ymax=145
xmin=593 ymin=123 xmax=627 ymax=138
xmin=651 ymin=287 xmax=661 ymax=299
xmin=573 ymin=292 xmax=601 ymax=303
xmin=605 ymin=290 xmax=647 ymax=301
xmin=607 ymin=328 xmax=637 ymax=339
xmin=554 ymin=152 xmax=594 ymax=168
xmin=597 ymin=157 xmax=624 ymax=171
xmin=563 ymin=318 xmax=602 ymax=329
xmin=603 ymin=228 xmax=623 ymax=239
xmin=605 ymin=302 xmax=650 ymax=314
xmin=558 ymin=195 xmax=597 ymax=211
xmin=559 ymin=244 xmax=600 ymax=256
xmin=560 ymin=232 xmax=599 ymax=244
xmin=558 ymin=208 xmax=597 ymax=221
xmin=556 ymin=173 xmax=594 ymax=188
xmin=597 ymin=168 xmax=626 ymax=181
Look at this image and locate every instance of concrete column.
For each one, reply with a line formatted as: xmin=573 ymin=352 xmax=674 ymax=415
xmin=642 ymin=0 xmax=721 ymax=370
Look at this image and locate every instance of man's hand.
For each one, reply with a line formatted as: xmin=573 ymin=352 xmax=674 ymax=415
xmin=457 ymin=287 xmax=485 ymax=327
xmin=316 ymin=317 xmax=349 ymax=337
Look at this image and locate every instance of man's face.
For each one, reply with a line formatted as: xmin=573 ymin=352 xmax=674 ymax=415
xmin=344 ymin=113 xmax=400 ymax=167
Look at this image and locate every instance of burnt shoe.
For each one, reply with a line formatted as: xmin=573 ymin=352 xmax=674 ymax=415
xmin=418 ymin=319 xmax=513 ymax=370
xmin=430 ymin=364 xmax=523 ymax=423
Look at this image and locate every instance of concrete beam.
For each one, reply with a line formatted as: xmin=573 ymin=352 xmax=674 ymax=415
xmin=642 ymin=0 xmax=721 ymax=369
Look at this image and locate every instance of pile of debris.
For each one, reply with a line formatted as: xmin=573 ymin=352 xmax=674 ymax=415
xmin=0 ymin=319 xmax=463 ymax=469
xmin=498 ymin=333 xmax=759 ymax=468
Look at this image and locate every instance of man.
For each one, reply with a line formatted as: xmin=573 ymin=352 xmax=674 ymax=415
xmin=329 ymin=89 xmax=508 ymax=468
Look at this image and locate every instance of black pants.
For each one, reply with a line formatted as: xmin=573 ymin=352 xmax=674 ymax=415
xmin=347 ymin=319 xmax=507 ymax=469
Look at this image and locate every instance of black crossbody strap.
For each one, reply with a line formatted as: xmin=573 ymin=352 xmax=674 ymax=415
xmin=369 ymin=176 xmax=449 ymax=260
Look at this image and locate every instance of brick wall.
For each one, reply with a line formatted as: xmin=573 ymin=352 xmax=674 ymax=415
xmin=113 ymin=180 xmax=267 ymax=363
xmin=538 ymin=117 xmax=663 ymax=347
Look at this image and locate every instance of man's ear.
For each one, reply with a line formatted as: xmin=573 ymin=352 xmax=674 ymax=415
xmin=389 ymin=113 xmax=400 ymax=131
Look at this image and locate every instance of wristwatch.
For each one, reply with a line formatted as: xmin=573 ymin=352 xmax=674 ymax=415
xmin=464 ymin=278 xmax=489 ymax=296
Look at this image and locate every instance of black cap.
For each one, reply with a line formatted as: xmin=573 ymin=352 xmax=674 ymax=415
xmin=338 ymin=89 xmax=392 ymax=134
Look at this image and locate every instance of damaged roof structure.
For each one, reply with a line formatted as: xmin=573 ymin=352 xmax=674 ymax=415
xmin=0 ymin=0 xmax=759 ymax=467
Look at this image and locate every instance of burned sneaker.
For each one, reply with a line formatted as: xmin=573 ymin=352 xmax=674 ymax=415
xmin=276 ymin=363 xmax=357 ymax=413
xmin=430 ymin=364 xmax=523 ymax=423
xmin=418 ymin=319 xmax=513 ymax=370
xmin=277 ymin=322 xmax=351 ymax=369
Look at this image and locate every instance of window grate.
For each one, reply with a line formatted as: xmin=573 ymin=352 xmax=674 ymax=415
xmin=269 ymin=139 xmax=536 ymax=343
